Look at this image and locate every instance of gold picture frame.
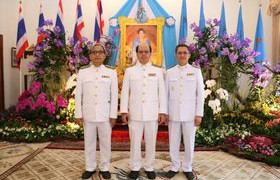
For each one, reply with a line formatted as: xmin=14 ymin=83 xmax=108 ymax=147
xmin=118 ymin=16 xmax=165 ymax=70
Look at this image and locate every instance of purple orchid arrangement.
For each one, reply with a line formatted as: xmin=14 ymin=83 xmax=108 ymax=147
xmin=220 ymin=34 xmax=259 ymax=68
xmin=188 ymin=19 xmax=221 ymax=69
xmin=67 ymin=37 xmax=92 ymax=72
xmin=253 ymin=62 xmax=273 ymax=88
xmin=29 ymin=19 xmax=67 ymax=82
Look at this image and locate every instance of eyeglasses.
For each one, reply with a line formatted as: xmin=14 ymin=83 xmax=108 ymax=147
xmin=90 ymin=50 xmax=105 ymax=55
xmin=176 ymin=52 xmax=190 ymax=55
xmin=137 ymin=51 xmax=150 ymax=54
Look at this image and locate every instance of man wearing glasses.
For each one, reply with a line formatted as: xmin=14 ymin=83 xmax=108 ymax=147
xmin=75 ymin=43 xmax=118 ymax=180
xmin=165 ymin=44 xmax=204 ymax=180
xmin=120 ymin=43 xmax=167 ymax=180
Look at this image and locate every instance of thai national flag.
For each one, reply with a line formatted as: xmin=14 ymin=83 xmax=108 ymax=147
xmin=55 ymin=0 xmax=65 ymax=43
xmin=16 ymin=1 xmax=29 ymax=68
xmin=94 ymin=0 xmax=104 ymax=42
xmin=37 ymin=3 xmax=45 ymax=44
xmin=73 ymin=0 xmax=84 ymax=45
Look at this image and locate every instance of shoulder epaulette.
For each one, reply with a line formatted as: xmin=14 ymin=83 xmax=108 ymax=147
xmin=152 ymin=64 xmax=162 ymax=68
xmin=80 ymin=64 xmax=91 ymax=69
xmin=105 ymin=65 xmax=115 ymax=70
xmin=191 ymin=64 xmax=200 ymax=69
xmin=126 ymin=63 xmax=136 ymax=68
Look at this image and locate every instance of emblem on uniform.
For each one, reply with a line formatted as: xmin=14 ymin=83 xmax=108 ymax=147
xmin=102 ymin=75 xmax=110 ymax=78
xmin=187 ymin=73 xmax=194 ymax=76
xmin=148 ymin=73 xmax=156 ymax=76
xmin=152 ymin=64 xmax=162 ymax=68
xmin=80 ymin=64 xmax=91 ymax=69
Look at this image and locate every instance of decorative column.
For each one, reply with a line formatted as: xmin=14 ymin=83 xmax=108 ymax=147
xmin=268 ymin=0 xmax=280 ymax=66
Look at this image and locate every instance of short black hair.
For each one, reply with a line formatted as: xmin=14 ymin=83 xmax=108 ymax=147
xmin=136 ymin=44 xmax=152 ymax=53
xmin=137 ymin=28 xmax=145 ymax=34
xmin=175 ymin=44 xmax=189 ymax=53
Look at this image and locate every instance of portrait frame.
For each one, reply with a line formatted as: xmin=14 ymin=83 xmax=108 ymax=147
xmin=11 ymin=47 xmax=17 ymax=68
xmin=118 ymin=17 xmax=165 ymax=70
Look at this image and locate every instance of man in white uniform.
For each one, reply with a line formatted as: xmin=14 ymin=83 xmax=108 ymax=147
xmin=165 ymin=44 xmax=204 ymax=180
xmin=75 ymin=43 xmax=118 ymax=180
xmin=120 ymin=43 xmax=167 ymax=180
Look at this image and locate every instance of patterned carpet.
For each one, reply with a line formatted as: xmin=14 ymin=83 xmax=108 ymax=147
xmin=1 ymin=147 xmax=280 ymax=180
xmin=0 ymin=141 xmax=49 ymax=180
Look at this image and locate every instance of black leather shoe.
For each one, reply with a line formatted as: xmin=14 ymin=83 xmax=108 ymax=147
xmin=165 ymin=170 xmax=178 ymax=178
xmin=145 ymin=171 xmax=156 ymax=179
xmin=81 ymin=170 xmax=96 ymax=179
xmin=129 ymin=171 xmax=139 ymax=179
xmin=184 ymin=171 xmax=195 ymax=180
xmin=100 ymin=171 xmax=111 ymax=179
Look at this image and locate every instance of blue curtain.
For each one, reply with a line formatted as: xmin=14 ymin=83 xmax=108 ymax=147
xmin=107 ymin=0 xmax=137 ymax=67
xmin=147 ymin=0 xmax=177 ymax=69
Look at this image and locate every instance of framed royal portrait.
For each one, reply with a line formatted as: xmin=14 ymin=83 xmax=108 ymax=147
xmin=118 ymin=17 xmax=165 ymax=70
xmin=11 ymin=47 xmax=17 ymax=68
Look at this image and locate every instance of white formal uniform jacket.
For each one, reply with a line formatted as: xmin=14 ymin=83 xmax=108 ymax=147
xmin=75 ymin=64 xmax=118 ymax=122
xmin=166 ymin=64 xmax=204 ymax=121
xmin=120 ymin=62 xmax=167 ymax=121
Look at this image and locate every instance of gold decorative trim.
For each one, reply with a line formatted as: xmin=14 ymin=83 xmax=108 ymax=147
xmin=268 ymin=0 xmax=280 ymax=15
xmin=118 ymin=16 xmax=165 ymax=71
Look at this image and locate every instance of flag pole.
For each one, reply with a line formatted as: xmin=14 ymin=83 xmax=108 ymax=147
xmin=19 ymin=0 xmax=22 ymax=94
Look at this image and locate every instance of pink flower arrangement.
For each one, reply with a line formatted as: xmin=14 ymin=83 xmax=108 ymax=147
xmin=18 ymin=90 xmax=30 ymax=101
xmin=248 ymin=136 xmax=274 ymax=156
xmin=56 ymin=94 xmax=68 ymax=108
xmin=29 ymin=81 xmax=42 ymax=95
xmin=228 ymin=135 xmax=275 ymax=156
xmin=249 ymin=136 xmax=273 ymax=146
xmin=16 ymin=81 xmax=67 ymax=116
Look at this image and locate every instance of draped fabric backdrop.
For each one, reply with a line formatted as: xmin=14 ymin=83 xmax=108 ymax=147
xmin=268 ymin=0 xmax=280 ymax=65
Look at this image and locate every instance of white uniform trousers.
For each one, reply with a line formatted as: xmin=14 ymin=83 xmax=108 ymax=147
xmin=84 ymin=121 xmax=111 ymax=171
xmin=169 ymin=121 xmax=196 ymax=172
xmin=128 ymin=121 xmax=158 ymax=171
